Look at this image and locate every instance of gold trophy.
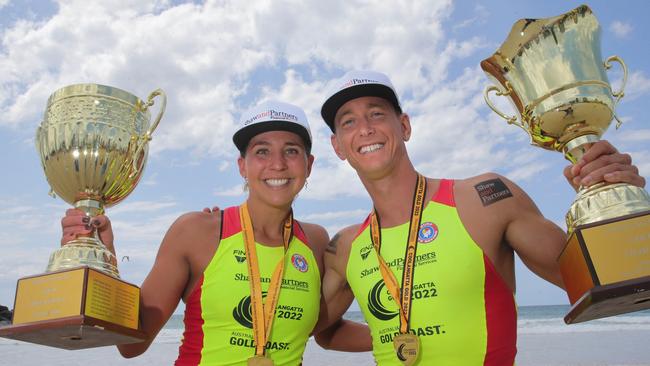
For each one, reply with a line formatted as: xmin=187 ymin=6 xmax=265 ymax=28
xmin=0 ymin=84 xmax=166 ymax=348
xmin=481 ymin=5 xmax=650 ymax=324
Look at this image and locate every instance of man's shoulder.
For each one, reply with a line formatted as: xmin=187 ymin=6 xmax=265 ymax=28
xmin=455 ymin=172 xmax=510 ymax=188
xmin=326 ymin=223 xmax=365 ymax=258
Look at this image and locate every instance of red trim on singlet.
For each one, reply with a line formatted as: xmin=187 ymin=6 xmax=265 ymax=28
xmin=432 ymin=178 xmax=456 ymax=207
xmin=222 ymin=206 xmax=306 ymax=243
xmin=175 ymin=276 xmax=205 ymax=366
xmin=293 ymin=220 xmax=308 ymax=245
xmin=482 ymin=255 xmax=517 ymax=366
xmin=221 ymin=206 xmax=241 ymax=240
xmin=355 ymin=215 xmax=372 ymax=238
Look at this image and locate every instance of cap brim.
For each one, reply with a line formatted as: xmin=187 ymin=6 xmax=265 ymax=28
xmin=233 ymin=120 xmax=312 ymax=153
xmin=321 ymin=84 xmax=401 ymax=133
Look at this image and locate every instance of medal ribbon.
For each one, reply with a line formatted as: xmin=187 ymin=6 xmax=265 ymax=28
xmin=370 ymin=174 xmax=426 ymax=335
xmin=240 ymin=202 xmax=293 ymax=357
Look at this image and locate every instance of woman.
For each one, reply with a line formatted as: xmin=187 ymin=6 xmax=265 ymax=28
xmin=61 ymin=100 xmax=368 ymax=365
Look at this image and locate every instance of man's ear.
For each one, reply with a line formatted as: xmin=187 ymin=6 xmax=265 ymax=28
xmin=306 ymin=154 xmax=315 ymax=177
xmin=400 ymin=113 xmax=412 ymax=141
xmin=331 ymin=133 xmax=347 ymax=161
xmin=237 ymin=155 xmax=246 ymax=178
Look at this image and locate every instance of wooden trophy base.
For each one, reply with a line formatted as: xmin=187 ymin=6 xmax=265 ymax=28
xmin=0 ymin=266 xmax=146 ymax=349
xmin=560 ymin=211 xmax=650 ymax=324
xmin=564 ymin=275 xmax=650 ymax=324
xmin=0 ymin=315 xmax=146 ymax=350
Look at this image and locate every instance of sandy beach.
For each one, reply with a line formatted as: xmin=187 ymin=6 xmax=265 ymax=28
xmin=1 ymin=330 xmax=649 ymax=365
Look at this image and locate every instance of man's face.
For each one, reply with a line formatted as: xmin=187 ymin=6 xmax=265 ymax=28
xmin=330 ymin=96 xmax=411 ymax=178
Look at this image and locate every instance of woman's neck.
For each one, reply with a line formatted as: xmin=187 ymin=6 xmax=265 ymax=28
xmin=244 ymin=198 xmax=292 ymax=246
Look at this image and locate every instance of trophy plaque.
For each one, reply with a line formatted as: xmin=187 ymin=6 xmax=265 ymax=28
xmin=481 ymin=5 xmax=650 ymax=324
xmin=0 ymin=84 xmax=166 ymax=348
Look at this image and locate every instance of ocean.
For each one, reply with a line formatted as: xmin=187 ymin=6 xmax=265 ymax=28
xmin=154 ymin=305 xmax=650 ymax=344
xmin=1 ymin=305 xmax=649 ymax=365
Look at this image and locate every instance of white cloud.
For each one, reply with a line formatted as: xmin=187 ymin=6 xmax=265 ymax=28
xmin=624 ymin=71 xmax=650 ymax=101
xmin=452 ymin=4 xmax=489 ymax=31
xmin=615 ymin=128 xmax=650 ymax=143
xmin=609 ymin=20 xmax=632 ymax=38
xmin=300 ymin=209 xmax=368 ymax=223
xmin=1 ymin=0 xmax=486 ymax=166
xmin=108 ymin=200 xmax=177 ymax=215
xmin=0 ymin=0 xmax=601 ymax=222
xmin=214 ymin=183 xmax=247 ymax=197
xmin=111 ymin=212 xmax=178 ymax=245
xmin=0 ymin=0 xmax=9 ymax=10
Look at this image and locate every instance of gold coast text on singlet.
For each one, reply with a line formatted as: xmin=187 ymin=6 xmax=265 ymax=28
xmin=346 ymin=179 xmax=517 ymax=366
xmin=175 ymin=206 xmax=321 ymax=366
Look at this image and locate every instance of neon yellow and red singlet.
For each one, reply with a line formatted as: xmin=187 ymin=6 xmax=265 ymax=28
xmin=176 ymin=206 xmax=321 ymax=366
xmin=347 ymin=179 xmax=517 ymax=365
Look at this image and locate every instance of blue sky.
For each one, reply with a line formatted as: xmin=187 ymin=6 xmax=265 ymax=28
xmin=1 ymin=0 xmax=649 ymax=313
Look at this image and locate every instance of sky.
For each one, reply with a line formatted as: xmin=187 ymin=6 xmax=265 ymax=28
xmin=0 ymin=0 xmax=649 ymax=314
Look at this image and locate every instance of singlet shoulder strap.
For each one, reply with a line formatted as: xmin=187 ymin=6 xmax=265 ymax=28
xmin=432 ymin=179 xmax=456 ymax=207
xmin=293 ymin=220 xmax=309 ymax=245
xmin=353 ymin=214 xmax=372 ymax=239
xmin=221 ymin=206 xmax=242 ymax=239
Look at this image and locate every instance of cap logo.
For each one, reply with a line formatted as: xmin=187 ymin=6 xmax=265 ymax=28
xmin=340 ymin=77 xmax=380 ymax=90
xmin=243 ymin=109 xmax=299 ymax=126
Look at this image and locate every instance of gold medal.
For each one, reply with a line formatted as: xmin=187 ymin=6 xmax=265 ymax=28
xmin=248 ymin=355 xmax=274 ymax=366
xmin=393 ymin=333 xmax=420 ymax=366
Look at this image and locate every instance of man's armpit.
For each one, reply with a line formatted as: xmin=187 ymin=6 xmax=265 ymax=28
xmin=326 ymin=233 xmax=341 ymax=255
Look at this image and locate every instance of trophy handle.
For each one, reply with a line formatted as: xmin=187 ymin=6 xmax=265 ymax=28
xmin=484 ymin=82 xmax=527 ymax=133
xmin=131 ymin=89 xmax=167 ymax=174
xmin=142 ymin=88 xmax=167 ymax=137
xmin=604 ymin=55 xmax=627 ymax=129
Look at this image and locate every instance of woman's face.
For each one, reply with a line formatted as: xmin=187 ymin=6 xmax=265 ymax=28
xmin=238 ymin=130 xmax=314 ymax=208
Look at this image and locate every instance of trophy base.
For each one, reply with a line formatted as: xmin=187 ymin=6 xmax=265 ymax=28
xmin=560 ymin=210 xmax=650 ymax=324
xmin=0 ymin=315 xmax=147 ymax=350
xmin=564 ymin=275 xmax=650 ymax=324
xmin=0 ymin=266 xmax=145 ymax=349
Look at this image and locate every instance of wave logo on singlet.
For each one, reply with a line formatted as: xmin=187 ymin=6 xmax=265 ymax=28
xmin=418 ymin=222 xmax=438 ymax=243
xmin=368 ymin=280 xmax=398 ymax=321
xmin=233 ymin=292 xmax=267 ymax=329
xmin=291 ymin=253 xmax=308 ymax=272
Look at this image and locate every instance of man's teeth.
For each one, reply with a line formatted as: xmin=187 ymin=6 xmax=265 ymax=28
xmin=265 ymin=178 xmax=289 ymax=186
xmin=360 ymin=144 xmax=384 ymax=154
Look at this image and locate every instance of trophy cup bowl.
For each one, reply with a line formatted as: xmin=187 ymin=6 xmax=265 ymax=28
xmin=481 ymin=5 xmax=650 ymax=323
xmin=0 ymin=84 xmax=166 ymax=349
xmin=36 ymin=84 xmax=166 ymax=277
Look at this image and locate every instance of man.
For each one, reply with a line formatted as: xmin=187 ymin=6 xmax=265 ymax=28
xmin=314 ymin=70 xmax=645 ymax=365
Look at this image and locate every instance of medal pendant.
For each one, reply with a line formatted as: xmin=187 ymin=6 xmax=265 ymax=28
xmin=248 ymin=355 xmax=274 ymax=366
xmin=393 ymin=333 xmax=420 ymax=366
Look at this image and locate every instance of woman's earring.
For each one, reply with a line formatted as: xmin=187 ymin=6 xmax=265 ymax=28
xmin=243 ymin=177 xmax=249 ymax=192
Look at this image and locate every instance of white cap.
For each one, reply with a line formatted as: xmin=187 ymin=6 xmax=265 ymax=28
xmin=320 ymin=70 xmax=402 ymax=132
xmin=233 ymin=100 xmax=312 ymax=153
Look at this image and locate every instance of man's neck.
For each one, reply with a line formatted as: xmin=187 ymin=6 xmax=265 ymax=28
xmin=359 ymin=159 xmax=421 ymax=228
xmin=245 ymin=198 xmax=291 ymax=246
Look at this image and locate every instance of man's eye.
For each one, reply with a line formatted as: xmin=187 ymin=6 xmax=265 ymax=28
xmin=370 ymin=111 xmax=384 ymax=118
xmin=285 ymin=148 xmax=299 ymax=155
xmin=341 ymin=119 xmax=353 ymax=127
xmin=255 ymin=149 xmax=268 ymax=155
